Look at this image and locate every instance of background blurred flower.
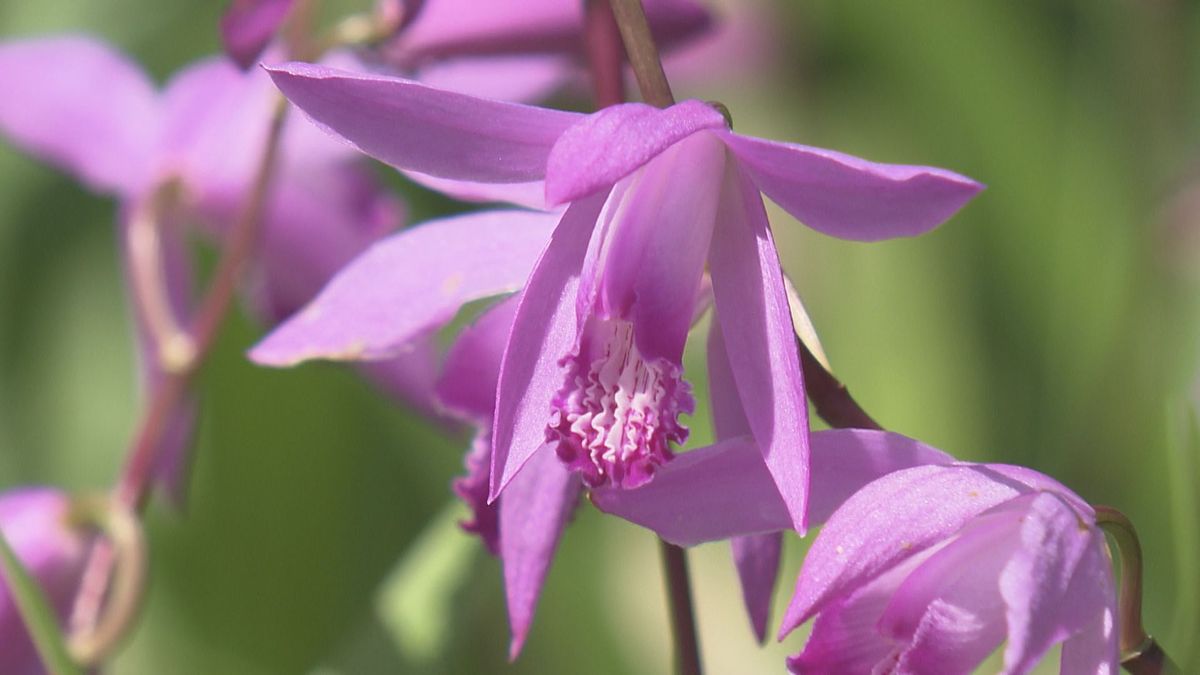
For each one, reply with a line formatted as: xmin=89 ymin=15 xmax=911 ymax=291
xmin=0 ymin=488 xmax=91 ymax=675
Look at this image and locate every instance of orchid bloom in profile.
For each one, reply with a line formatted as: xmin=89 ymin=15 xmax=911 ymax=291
xmin=596 ymin=443 xmax=1119 ymax=675
xmin=0 ymin=37 xmax=427 ymax=499
xmin=256 ymin=63 xmax=982 ymax=537
xmin=0 ymin=489 xmax=93 ymax=675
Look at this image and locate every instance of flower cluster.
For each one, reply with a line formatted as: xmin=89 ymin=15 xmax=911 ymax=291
xmin=0 ymin=1 xmax=1143 ymax=674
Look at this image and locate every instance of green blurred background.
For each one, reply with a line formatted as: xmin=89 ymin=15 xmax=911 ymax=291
xmin=1 ymin=0 xmax=1198 ymax=672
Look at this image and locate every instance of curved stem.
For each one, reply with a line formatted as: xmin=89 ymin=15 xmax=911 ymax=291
xmin=66 ymin=496 xmax=147 ymax=666
xmin=126 ymin=182 xmax=195 ymax=374
xmin=1095 ymin=505 xmax=1179 ymax=674
xmin=659 ymin=540 xmax=702 ymax=675
xmin=69 ymin=96 xmax=290 ymax=650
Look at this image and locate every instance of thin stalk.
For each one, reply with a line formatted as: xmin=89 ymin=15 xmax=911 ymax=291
xmin=1095 ymin=506 xmax=1179 ymax=674
xmin=608 ymin=0 xmax=674 ymax=106
xmin=68 ymin=97 xmax=290 ymax=655
xmin=659 ymin=540 xmax=702 ymax=675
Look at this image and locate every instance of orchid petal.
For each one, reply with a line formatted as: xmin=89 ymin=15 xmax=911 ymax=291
xmin=706 ymin=307 xmax=752 ymax=438
xmin=250 ymin=209 xmax=558 ymax=365
xmin=881 ymin=504 xmax=1025 ymax=673
xmin=708 ymin=160 xmax=809 ymax=533
xmin=220 ymin=0 xmax=296 ymax=69
xmin=719 ymin=130 xmax=983 ymax=241
xmin=500 ymin=447 xmax=582 ymax=660
xmin=779 ymin=464 xmax=1032 ymax=638
xmin=437 ymin=295 xmax=521 ymax=422
xmin=490 ymin=192 xmax=608 ymax=500
xmin=266 ymin=62 xmax=581 ymax=183
xmin=591 ymin=430 xmax=952 ymax=547
xmin=598 ymin=132 xmax=724 ymax=362
xmin=1001 ymin=493 xmax=1112 ymax=674
xmin=1059 ymin=567 xmax=1118 ymax=675
xmin=402 ymin=170 xmax=548 ymax=211
xmin=712 ymin=309 xmax=782 ymax=643
xmin=0 ymin=36 xmax=158 ymax=196
xmin=545 ymin=102 xmax=726 ymax=205
xmin=788 ymin=548 xmax=937 ymax=675
xmin=731 ymin=533 xmax=781 ymax=643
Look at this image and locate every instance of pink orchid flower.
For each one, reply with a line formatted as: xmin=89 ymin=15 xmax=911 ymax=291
xmin=596 ymin=444 xmax=1119 ymax=674
xmin=254 ymin=63 xmax=982 ymax=537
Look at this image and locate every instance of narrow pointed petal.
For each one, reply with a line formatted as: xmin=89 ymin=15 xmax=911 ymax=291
xmin=597 ymin=133 xmax=724 ymax=362
xmin=719 ymin=130 xmax=983 ymax=241
xmin=708 ymin=161 xmax=809 ymax=532
xmin=0 ymin=36 xmax=159 ymax=196
xmin=392 ymin=0 xmax=710 ymax=65
xmin=706 ymin=307 xmax=752 ymax=434
xmin=779 ymin=464 xmax=1033 ymax=638
xmin=591 ymin=429 xmax=952 ymax=546
xmin=731 ymin=533 xmax=781 ymax=643
xmin=402 ymin=170 xmax=548 ymax=211
xmin=1001 ymin=493 xmax=1112 ymax=674
xmin=500 ymin=448 xmax=582 ymax=660
xmin=220 ymin=0 xmax=296 ymax=69
xmin=266 ymin=62 xmax=581 ymax=183
xmin=250 ymin=209 xmax=558 ymax=365
xmin=437 ymin=295 xmax=521 ymax=421
xmin=490 ymin=192 xmax=608 ymax=500
xmin=545 ymin=102 xmax=726 ymax=205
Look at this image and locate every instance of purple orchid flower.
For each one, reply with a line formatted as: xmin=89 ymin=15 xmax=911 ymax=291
xmin=220 ymin=0 xmax=297 ymax=69
xmin=0 ymin=37 xmax=430 ymax=499
xmin=373 ymin=0 xmax=711 ymax=102
xmin=255 ymin=63 xmax=982 ymax=538
xmin=0 ymin=488 xmax=93 ymax=675
xmin=596 ymin=446 xmax=1119 ymax=674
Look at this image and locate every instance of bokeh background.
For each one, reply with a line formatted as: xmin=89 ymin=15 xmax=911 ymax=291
xmin=1 ymin=0 xmax=1198 ymax=672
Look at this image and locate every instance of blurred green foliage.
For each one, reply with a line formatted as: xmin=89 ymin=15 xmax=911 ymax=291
xmin=1 ymin=0 xmax=1198 ymax=672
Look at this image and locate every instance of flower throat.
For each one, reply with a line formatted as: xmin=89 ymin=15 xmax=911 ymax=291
xmin=549 ymin=318 xmax=693 ymax=489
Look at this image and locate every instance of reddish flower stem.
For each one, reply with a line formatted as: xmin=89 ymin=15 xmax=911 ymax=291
xmin=659 ymin=540 xmax=702 ymax=675
xmin=69 ymin=97 xmax=289 ymax=651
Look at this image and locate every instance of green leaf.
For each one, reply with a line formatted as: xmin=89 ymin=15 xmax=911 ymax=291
xmin=0 ymin=527 xmax=84 ymax=675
